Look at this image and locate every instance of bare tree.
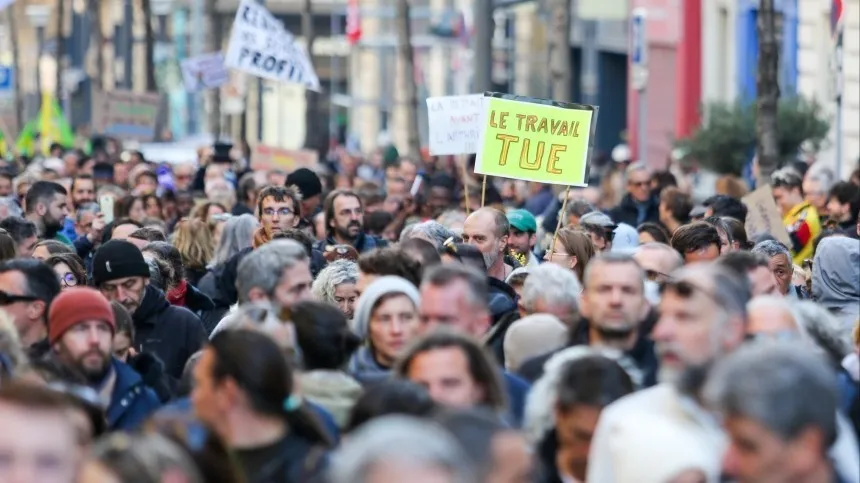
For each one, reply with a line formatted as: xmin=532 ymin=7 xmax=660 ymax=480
xmin=142 ymin=0 xmax=156 ymax=92
xmin=55 ymin=0 xmax=66 ymax=103
xmin=755 ymin=0 xmax=780 ymax=186
xmin=472 ymin=0 xmax=493 ymax=92
xmin=301 ymin=0 xmax=324 ymax=151
xmin=205 ymin=0 xmax=222 ymax=137
xmin=549 ymin=0 xmax=572 ymax=102
xmin=395 ymin=0 xmax=420 ymax=158
xmin=7 ymin=5 xmax=23 ymax=137
xmin=88 ymin=0 xmax=105 ymax=91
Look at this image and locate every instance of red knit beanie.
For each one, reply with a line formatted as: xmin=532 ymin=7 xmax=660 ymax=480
xmin=48 ymin=288 xmax=116 ymax=345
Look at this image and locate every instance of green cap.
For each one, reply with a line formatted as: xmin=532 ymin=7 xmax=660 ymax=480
xmin=507 ymin=209 xmax=537 ymax=233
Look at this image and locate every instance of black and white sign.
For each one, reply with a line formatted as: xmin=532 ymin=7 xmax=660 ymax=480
xmin=224 ymin=0 xmax=320 ymax=90
xmin=181 ymin=52 xmax=229 ymax=92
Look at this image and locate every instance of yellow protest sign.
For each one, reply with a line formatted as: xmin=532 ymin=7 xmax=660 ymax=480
xmin=475 ymin=95 xmax=597 ymax=186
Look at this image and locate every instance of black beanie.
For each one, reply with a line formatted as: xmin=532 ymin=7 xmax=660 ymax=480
xmin=92 ymin=240 xmax=151 ymax=286
xmin=286 ymin=168 xmax=322 ymax=199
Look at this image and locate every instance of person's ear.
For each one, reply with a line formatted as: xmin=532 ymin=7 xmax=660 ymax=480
xmin=529 ymin=233 xmax=537 ymax=247
xmin=36 ymin=202 xmax=47 ymax=216
xmin=569 ymin=255 xmax=578 ymax=271
xmin=500 ymin=234 xmax=509 ymax=252
xmin=291 ymin=216 xmax=299 ymax=228
xmin=28 ymin=300 xmax=45 ymax=322
xmin=579 ymin=291 xmax=591 ymax=319
xmin=722 ymin=315 xmax=746 ymax=351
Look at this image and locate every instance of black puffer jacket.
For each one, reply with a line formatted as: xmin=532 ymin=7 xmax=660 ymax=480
xmin=132 ymin=285 xmax=207 ymax=382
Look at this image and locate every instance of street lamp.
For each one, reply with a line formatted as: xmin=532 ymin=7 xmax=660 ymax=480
xmin=26 ymin=4 xmax=53 ymax=95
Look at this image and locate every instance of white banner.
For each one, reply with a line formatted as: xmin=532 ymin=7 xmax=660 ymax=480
xmin=181 ymin=52 xmax=229 ymax=92
xmin=224 ymin=0 xmax=320 ymax=90
xmin=426 ymin=94 xmax=483 ymax=155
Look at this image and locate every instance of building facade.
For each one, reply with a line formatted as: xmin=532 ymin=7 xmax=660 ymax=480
xmin=797 ymin=0 xmax=858 ymax=178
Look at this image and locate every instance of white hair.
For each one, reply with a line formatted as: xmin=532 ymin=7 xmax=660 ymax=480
xmin=521 ymin=263 xmax=581 ymax=314
xmin=328 ymin=416 xmax=476 ymax=483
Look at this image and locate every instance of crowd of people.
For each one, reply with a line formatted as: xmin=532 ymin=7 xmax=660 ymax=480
xmin=0 ymin=139 xmax=857 ymax=483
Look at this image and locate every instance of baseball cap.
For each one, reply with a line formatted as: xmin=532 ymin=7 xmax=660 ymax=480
xmin=507 ymin=209 xmax=537 ymax=233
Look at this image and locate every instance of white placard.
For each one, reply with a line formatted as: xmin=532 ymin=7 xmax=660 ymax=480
xmin=426 ymin=94 xmax=483 ymax=155
xmin=181 ymin=52 xmax=229 ymax=92
xmin=224 ymin=0 xmax=320 ymax=90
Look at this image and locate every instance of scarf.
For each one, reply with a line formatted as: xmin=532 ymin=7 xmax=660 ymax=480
xmin=167 ymin=280 xmax=189 ymax=307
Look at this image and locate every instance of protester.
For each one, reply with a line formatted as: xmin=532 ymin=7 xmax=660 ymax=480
xmin=192 ymin=329 xmax=332 ymax=481
xmin=31 ymin=239 xmax=73 ymax=260
xmin=587 ymin=264 xmax=752 ymax=482
xmin=579 ymin=211 xmax=616 ymax=252
xmin=48 ymin=287 xmax=161 ymax=429
xmin=24 ymin=180 xmax=71 ymax=243
xmin=311 ymin=259 xmax=360 ymax=320
xmin=771 ymin=167 xmax=822 ymax=265
xmin=658 ymin=186 xmax=692 ymax=235
xmin=543 ymin=228 xmax=595 ymax=281
xmin=291 ymin=301 xmax=363 ymax=428
xmin=0 ymin=258 xmax=61 ymax=359
xmin=330 ymin=415 xmax=475 ymax=483
xmin=317 ymin=189 xmax=387 ymax=253
xmin=752 ymin=239 xmax=805 ymax=298
xmin=396 ymin=328 xmax=508 ymax=417
xmin=0 ymin=383 xmax=81 ymax=483
xmin=705 ymin=342 xmax=849 ymax=482
xmin=348 ymin=276 xmax=421 ymax=385
xmin=92 ymin=239 xmax=206 ymax=380
xmin=812 ymin=236 xmax=860 ymax=330
xmin=0 ymin=216 xmax=38 ymax=257
xmin=670 ymin=221 xmax=722 ymax=264
xmin=45 ymin=252 xmax=88 ymax=290
xmin=608 ymin=162 xmax=660 ymax=227
xmin=507 ymin=209 xmax=540 ymax=267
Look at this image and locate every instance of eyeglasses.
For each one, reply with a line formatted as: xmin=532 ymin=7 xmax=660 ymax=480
xmin=262 ymin=207 xmax=294 ymax=217
xmin=629 ymin=180 xmax=650 ymax=188
xmin=60 ymin=272 xmax=79 ymax=287
xmin=0 ymin=290 xmax=38 ymax=306
xmin=645 ymin=269 xmax=672 ymax=282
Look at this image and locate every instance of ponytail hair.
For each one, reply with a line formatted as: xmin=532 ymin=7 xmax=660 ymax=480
xmin=208 ymin=329 xmax=333 ymax=447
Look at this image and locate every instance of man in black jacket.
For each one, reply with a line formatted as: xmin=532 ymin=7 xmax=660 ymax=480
xmin=92 ymin=240 xmax=207 ymax=381
xmin=608 ymin=162 xmax=660 ymax=228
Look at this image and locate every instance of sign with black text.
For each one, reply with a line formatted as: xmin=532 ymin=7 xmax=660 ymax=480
xmin=224 ymin=0 xmax=320 ymax=90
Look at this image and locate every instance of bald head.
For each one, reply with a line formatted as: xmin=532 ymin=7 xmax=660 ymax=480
xmin=747 ymin=296 xmax=798 ymax=337
xmin=464 ymin=207 xmax=509 ymax=239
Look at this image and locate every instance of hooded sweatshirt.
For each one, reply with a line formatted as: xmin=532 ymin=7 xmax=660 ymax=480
xmin=813 ymin=237 xmax=860 ymax=331
xmin=347 ymin=276 xmax=421 ymax=385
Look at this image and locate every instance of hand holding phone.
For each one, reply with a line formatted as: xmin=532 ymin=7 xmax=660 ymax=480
xmin=99 ymin=196 xmax=115 ymax=225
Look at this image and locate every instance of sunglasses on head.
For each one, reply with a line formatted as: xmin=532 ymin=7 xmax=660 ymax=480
xmin=0 ymin=290 xmax=38 ymax=306
xmin=658 ymin=278 xmax=720 ymax=304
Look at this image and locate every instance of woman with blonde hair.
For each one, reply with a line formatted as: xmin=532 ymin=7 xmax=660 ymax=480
xmin=173 ymin=218 xmax=214 ymax=286
xmin=543 ymin=228 xmax=596 ymax=282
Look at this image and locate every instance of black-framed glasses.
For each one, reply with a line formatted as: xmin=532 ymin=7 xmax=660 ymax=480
xmin=262 ymin=207 xmax=294 ymax=217
xmin=0 ymin=290 xmax=38 ymax=306
xmin=60 ymin=272 xmax=79 ymax=287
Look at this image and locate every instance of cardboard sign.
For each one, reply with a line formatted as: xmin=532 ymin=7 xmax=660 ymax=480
xmin=251 ymin=144 xmax=318 ymax=171
xmin=224 ymin=0 xmax=320 ymax=90
xmin=742 ymin=185 xmax=792 ymax=247
xmin=181 ymin=52 xmax=229 ymax=92
xmin=475 ymin=93 xmax=598 ymax=186
xmin=426 ymin=94 xmax=483 ymax=155
xmin=91 ymin=90 xmax=161 ymax=142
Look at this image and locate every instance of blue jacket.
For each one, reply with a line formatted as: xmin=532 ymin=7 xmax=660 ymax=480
xmin=106 ymin=357 xmax=162 ymax=431
xmin=503 ymin=371 xmax=530 ymax=428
